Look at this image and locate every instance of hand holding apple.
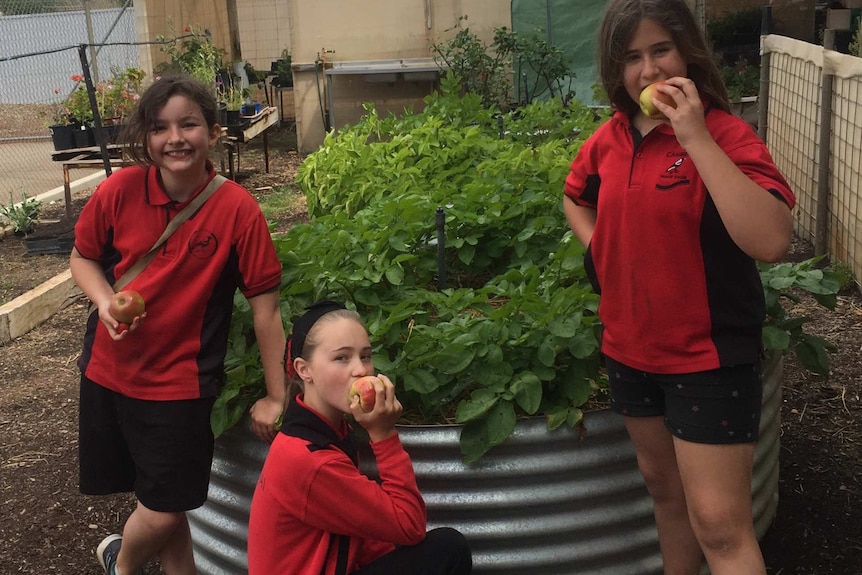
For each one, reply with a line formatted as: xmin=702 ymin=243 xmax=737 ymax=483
xmin=638 ymin=81 xmax=676 ymax=120
xmin=349 ymin=375 xmax=381 ymax=412
xmin=109 ymin=290 xmax=146 ymax=330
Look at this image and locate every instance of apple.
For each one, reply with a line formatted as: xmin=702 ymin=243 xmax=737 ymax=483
xmin=109 ymin=290 xmax=145 ymax=325
xmin=638 ymin=81 xmax=676 ymax=120
xmin=349 ymin=375 xmax=381 ymax=412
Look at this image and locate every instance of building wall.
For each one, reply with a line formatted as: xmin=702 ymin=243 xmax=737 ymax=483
xmin=287 ymin=0 xmax=511 ymax=153
xmin=133 ymin=0 xmax=289 ymax=81
xmin=235 ymin=0 xmax=292 ymax=68
xmin=134 ymin=0 xmax=232 ymax=72
xmin=133 ymin=0 xmax=509 ymax=153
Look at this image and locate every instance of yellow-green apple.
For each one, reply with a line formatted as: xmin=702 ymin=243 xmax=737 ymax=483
xmin=349 ymin=375 xmax=381 ymax=412
xmin=109 ymin=290 xmax=145 ymax=325
xmin=638 ymin=81 xmax=676 ymax=120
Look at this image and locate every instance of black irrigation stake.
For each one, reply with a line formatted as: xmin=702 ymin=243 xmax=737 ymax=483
xmin=77 ymin=44 xmax=112 ymax=177
xmin=436 ymin=207 xmax=447 ymax=290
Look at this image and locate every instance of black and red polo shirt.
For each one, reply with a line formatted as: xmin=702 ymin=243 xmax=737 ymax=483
xmin=564 ymin=106 xmax=795 ymax=374
xmin=248 ymin=397 xmax=426 ymax=575
xmin=74 ymin=163 xmax=281 ymax=400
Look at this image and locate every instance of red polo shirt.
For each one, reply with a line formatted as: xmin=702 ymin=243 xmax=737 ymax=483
xmin=74 ymin=164 xmax=281 ymax=400
xmin=564 ymin=106 xmax=795 ymax=373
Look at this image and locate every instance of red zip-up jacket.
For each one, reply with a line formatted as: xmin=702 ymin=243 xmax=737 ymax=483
xmin=247 ymin=397 xmax=427 ymax=575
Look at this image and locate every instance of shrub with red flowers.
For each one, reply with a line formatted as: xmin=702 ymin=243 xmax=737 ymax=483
xmin=62 ymin=74 xmax=93 ymax=125
xmin=100 ymin=67 xmax=146 ymax=123
xmin=57 ymin=68 xmax=147 ymax=127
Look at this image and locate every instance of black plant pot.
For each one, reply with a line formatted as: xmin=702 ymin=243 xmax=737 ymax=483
xmin=217 ymin=102 xmax=228 ymax=127
xmin=49 ymin=124 xmax=77 ymax=151
xmin=272 ymin=72 xmax=293 ymax=88
xmin=73 ymin=125 xmax=95 ymax=148
xmin=225 ymin=109 xmax=242 ymax=127
xmin=98 ymin=123 xmax=124 ymax=145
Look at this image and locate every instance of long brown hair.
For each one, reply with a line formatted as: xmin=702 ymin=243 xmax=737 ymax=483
xmin=597 ymin=0 xmax=730 ymax=116
xmin=120 ymin=74 xmax=219 ymax=166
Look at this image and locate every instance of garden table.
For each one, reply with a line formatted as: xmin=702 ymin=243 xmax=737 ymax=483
xmin=50 ymin=145 xmax=132 ymax=220
xmin=222 ymin=106 xmax=279 ymax=179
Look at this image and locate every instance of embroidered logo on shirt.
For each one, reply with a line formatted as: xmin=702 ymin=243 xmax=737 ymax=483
xmin=656 ymin=154 xmax=691 ymax=191
xmin=188 ymin=229 xmax=219 ymax=258
xmin=666 ymin=158 xmax=685 ymax=172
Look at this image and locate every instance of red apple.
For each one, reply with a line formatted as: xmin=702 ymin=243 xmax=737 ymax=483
xmin=349 ymin=375 xmax=381 ymax=412
xmin=109 ymin=290 xmax=145 ymax=325
xmin=638 ymin=81 xmax=676 ymax=120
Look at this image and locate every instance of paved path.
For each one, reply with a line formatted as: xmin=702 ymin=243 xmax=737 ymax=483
xmin=0 ymin=139 xmax=100 ymax=207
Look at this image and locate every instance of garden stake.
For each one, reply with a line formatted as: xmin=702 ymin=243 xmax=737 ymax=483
xmin=436 ymin=207 xmax=447 ymax=290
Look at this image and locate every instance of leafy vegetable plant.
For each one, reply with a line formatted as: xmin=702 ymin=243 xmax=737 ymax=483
xmin=759 ymin=256 xmax=842 ymax=374
xmin=214 ymin=77 xmax=604 ymax=462
xmin=213 ymin=77 xmax=841 ymax=464
xmin=1 ymin=193 xmax=41 ymax=235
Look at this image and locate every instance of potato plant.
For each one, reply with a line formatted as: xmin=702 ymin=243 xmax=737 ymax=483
xmin=213 ymin=76 xmax=841 ymax=463
xmin=215 ymin=77 xmax=605 ymax=462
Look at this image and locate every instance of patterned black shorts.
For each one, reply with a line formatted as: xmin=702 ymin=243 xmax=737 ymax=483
xmin=605 ymin=356 xmax=762 ymax=445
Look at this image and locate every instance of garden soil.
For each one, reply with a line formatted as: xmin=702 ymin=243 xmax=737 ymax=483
xmin=1 ymin=126 xmax=861 ymax=573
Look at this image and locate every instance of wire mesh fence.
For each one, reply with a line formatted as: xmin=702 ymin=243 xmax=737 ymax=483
xmin=764 ymin=49 xmax=822 ymax=245
xmin=763 ymin=34 xmax=862 ymax=289
xmin=0 ymin=0 xmax=137 ymax=206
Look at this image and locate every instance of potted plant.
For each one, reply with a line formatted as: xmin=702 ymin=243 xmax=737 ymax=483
xmin=219 ymin=81 xmax=247 ymax=128
xmin=155 ymin=23 xmax=226 ymax=91
xmin=62 ymin=75 xmax=96 ymax=148
xmin=185 ymin=78 xmax=842 ymax=573
xmin=271 ymin=48 xmax=292 ymax=88
xmin=98 ymin=67 xmax=146 ymax=143
xmin=43 ymin=88 xmax=76 ymax=151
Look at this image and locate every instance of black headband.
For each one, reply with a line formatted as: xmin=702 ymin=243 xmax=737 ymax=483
xmin=284 ymin=300 xmax=346 ymax=378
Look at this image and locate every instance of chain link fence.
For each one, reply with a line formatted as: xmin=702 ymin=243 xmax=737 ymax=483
xmin=0 ymin=0 xmax=137 ymax=208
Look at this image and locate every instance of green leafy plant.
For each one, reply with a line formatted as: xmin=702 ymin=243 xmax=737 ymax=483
xmin=212 ymin=77 xmax=840 ymax=464
xmin=220 ymin=82 xmax=247 ymax=111
xmin=99 ymin=67 xmax=146 ymax=122
xmin=273 ymin=49 xmax=293 ymax=88
xmin=430 ymin=18 xmax=574 ymax=110
xmin=64 ymin=75 xmax=94 ymax=125
xmin=56 ymin=67 xmax=145 ymax=127
xmin=1 ymin=193 xmax=41 ymax=235
xmin=155 ymin=23 xmax=226 ymax=92
xmin=720 ymin=57 xmax=760 ymax=101
xmin=275 ymin=48 xmax=292 ymax=76
xmin=850 ymin=25 xmax=862 ymax=58
xmin=214 ymin=77 xmax=602 ymax=463
xmin=707 ymin=7 xmax=762 ymax=51
xmin=759 ymin=257 xmax=842 ymax=374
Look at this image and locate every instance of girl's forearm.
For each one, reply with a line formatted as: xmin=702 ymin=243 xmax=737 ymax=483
xmin=686 ymin=139 xmax=793 ymax=262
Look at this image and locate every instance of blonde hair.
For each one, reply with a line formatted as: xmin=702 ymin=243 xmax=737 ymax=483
xmin=287 ymin=308 xmax=363 ymax=399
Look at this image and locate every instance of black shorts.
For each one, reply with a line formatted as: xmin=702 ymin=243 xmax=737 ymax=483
xmin=605 ymin=356 xmax=762 ymax=445
xmin=78 ymin=375 xmax=215 ymax=512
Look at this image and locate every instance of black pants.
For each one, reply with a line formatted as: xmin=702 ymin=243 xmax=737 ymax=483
xmin=354 ymin=528 xmax=472 ymax=575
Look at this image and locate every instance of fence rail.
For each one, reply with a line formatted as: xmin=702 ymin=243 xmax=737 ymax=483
xmin=762 ymin=34 xmax=862 ymax=289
